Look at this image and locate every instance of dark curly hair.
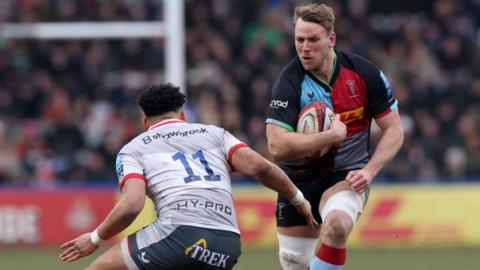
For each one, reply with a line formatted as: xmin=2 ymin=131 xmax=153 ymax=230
xmin=137 ymin=83 xmax=186 ymax=117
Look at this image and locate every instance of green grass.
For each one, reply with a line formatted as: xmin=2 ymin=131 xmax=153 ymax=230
xmin=239 ymin=247 xmax=480 ymax=270
xmin=1 ymin=246 xmax=479 ymax=270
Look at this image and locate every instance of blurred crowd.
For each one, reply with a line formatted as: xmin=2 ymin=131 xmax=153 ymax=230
xmin=0 ymin=0 xmax=479 ymax=186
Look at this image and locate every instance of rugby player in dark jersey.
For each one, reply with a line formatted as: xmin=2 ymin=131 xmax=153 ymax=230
xmin=265 ymin=3 xmax=404 ymax=270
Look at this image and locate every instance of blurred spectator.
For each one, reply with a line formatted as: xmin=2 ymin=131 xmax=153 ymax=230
xmin=1 ymin=0 xmax=480 ymax=185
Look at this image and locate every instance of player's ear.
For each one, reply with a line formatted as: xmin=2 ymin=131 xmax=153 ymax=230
xmin=328 ymin=31 xmax=336 ymax=48
xmin=179 ymin=111 xmax=186 ymax=121
xmin=143 ymin=117 xmax=149 ymax=130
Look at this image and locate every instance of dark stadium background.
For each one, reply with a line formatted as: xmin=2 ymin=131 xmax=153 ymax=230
xmin=1 ymin=1 xmax=479 ymax=269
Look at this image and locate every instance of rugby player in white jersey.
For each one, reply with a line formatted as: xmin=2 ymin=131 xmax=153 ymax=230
xmin=59 ymin=83 xmax=317 ymax=270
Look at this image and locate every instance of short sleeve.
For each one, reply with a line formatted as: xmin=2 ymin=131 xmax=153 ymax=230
xmin=222 ymin=130 xmax=248 ymax=171
xmin=366 ymin=69 xmax=398 ymax=118
xmin=116 ymin=151 xmax=147 ymax=190
xmin=265 ymin=61 xmax=302 ymax=132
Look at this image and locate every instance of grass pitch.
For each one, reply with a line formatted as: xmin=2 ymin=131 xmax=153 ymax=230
xmin=0 ymin=246 xmax=479 ymax=270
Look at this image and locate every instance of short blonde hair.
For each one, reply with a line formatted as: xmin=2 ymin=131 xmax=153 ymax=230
xmin=293 ymin=3 xmax=335 ymax=33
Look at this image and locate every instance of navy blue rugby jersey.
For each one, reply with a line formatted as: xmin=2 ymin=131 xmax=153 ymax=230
xmin=266 ymin=50 xmax=398 ymax=181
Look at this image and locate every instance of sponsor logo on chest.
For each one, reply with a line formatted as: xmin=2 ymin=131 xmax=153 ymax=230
xmin=269 ymin=100 xmax=289 ymax=109
xmin=339 ymin=106 xmax=365 ymax=123
xmin=346 ymin=79 xmax=359 ymax=98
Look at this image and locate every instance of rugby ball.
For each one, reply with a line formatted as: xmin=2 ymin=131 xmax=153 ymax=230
xmin=296 ymin=100 xmax=334 ymax=157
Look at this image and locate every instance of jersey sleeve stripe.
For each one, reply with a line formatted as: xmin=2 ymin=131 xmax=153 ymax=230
xmin=265 ymin=118 xmax=295 ymax=132
xmin=227 ymin=143 xmax=248 ymax=172
xmin=374 ymin=107 xmax=395 ymax=119
xmin=390 ymin=99 xmax=398 ymax=110
xmin=119 ymin=173 xmax=147 ymax=190
xmin=373 ymin=99 xmax=398 ymax=119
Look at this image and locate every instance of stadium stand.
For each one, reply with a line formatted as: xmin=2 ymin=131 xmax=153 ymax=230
xmin=0 ymin=0 xmax=479 ymax=185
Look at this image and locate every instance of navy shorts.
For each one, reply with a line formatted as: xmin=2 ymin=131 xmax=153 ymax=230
xmin=276 ymin=170 xmax=349 ymax=226
xmin=121 ymin=225 xmax=241 ymax=270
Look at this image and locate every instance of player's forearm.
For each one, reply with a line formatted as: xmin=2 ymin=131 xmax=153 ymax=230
xmin=254 ymin=161 xmax=298 ymax=200
xmin=96 ymin=197 xmax=143 ymax=241
xmin=269 ymin=130 xmax=337 ymax=162
xmin=364 ymin=125 xmax=404 ymax=177
xmin=233 ymin=147 xmax=299 ymax=199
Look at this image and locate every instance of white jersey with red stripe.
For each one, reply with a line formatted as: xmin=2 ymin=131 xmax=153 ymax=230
xmin=115 ymin=118 xmax=247 ymax=235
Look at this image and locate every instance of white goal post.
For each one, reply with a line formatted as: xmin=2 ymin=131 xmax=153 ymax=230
xmin=0 ymin=0 xmax=185 ymax=93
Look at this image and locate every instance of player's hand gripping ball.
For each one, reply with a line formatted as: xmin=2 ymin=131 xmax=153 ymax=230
xmin=296 ymin=100 xmax=334 ymax=160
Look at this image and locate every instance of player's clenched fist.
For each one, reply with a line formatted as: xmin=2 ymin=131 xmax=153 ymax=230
xmin=346 ymin=169 xmax=372 ymax=194
xmin=329 ymin=114 xmax=347 ymax=145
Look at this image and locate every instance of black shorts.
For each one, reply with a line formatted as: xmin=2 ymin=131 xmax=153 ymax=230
xmin=122 ymin=225 xmax=241 ymax=270
xmin=276 ymin=170 xmax=349 ymax=227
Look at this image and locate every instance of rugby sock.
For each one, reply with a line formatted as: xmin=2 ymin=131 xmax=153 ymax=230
xmin=310 ymin=243 xmax=346 ymax=270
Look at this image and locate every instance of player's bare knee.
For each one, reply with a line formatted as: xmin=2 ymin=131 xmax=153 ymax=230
xmin=320 ymin=190 xmax=364 ymax=243
xmin=323 ymin=214 xmax=351 ymax=242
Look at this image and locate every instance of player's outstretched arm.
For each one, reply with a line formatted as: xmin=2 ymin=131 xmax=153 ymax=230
xmin=59 ymin=179 xmax=146 ymax=262
xmin=231 ymin=147 xmax=318 ymax=227
xmin=347 ymin=109 xmax=404 ymax=193
xmin=266 ymin=115 xmax=346 ymax=162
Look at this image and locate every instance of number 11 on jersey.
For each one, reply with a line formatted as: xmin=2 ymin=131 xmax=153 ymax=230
xmin=172 ymin=150 xmax=221 ymax=183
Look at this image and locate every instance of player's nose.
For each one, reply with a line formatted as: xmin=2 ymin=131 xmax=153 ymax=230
xmin=302 ymin=41 xmax=311 ymax=51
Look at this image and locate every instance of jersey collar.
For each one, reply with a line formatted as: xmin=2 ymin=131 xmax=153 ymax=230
xmin=306 ymin=50 xmax=340 ymax=91
xmin=148 ymin=118 xmax=186 ymax=130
